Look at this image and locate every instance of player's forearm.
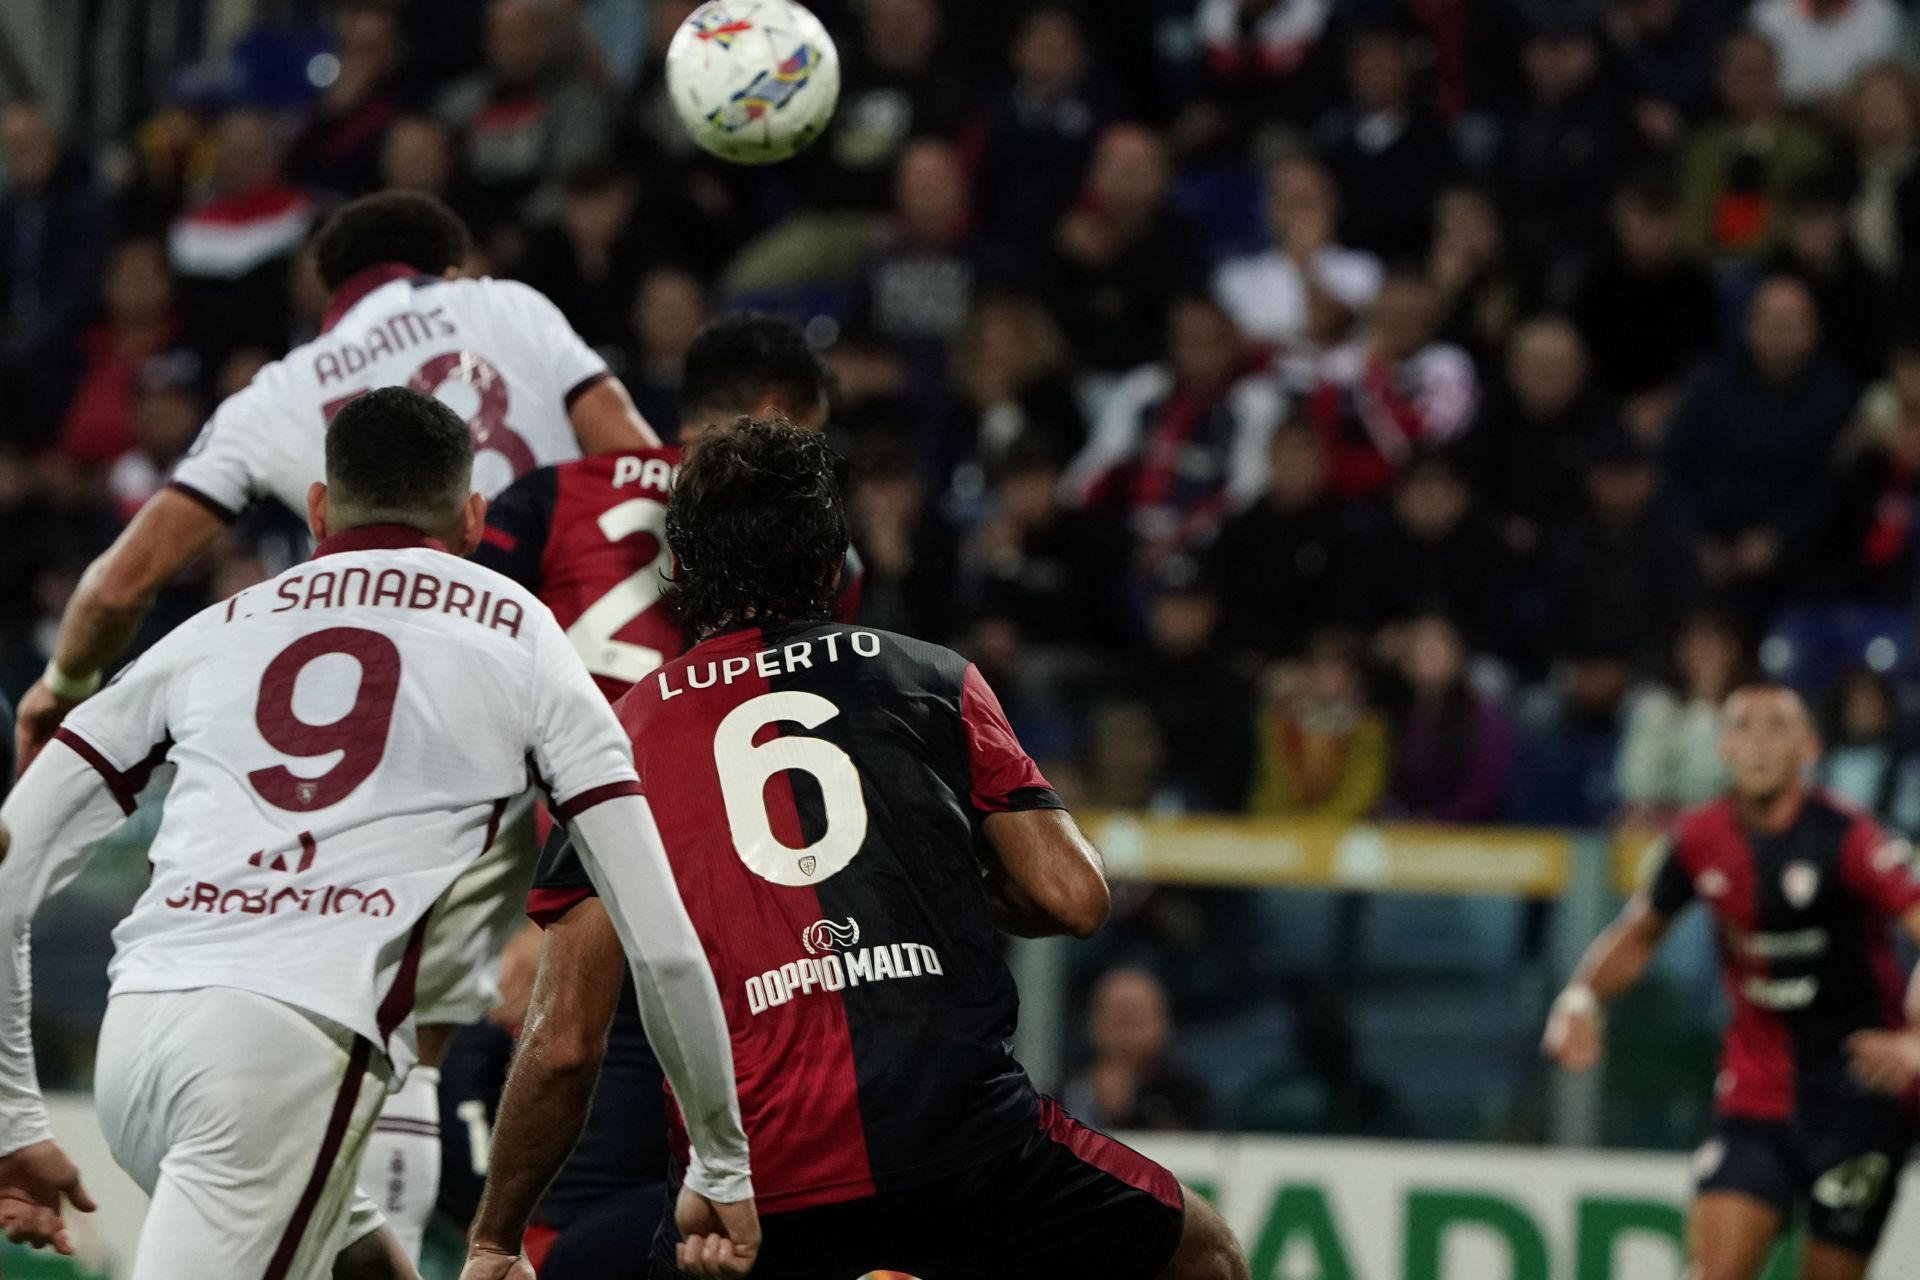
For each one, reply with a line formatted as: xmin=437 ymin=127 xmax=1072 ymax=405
xmin=1569 ymin=908 xmax=1664 ymax=1004
xmin=467 ymin=1026 xmax=603 ymax=1251
xmin=54 ymin=490 xmax=227 ymax=680
xmin=571 ymin=797 xmax=752 ymax=1202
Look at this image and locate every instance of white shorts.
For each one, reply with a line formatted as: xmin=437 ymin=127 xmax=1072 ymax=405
xmin=95 ymin=988 xmax=392 ymax=1280
xmin=412 ymin=790 xmax=541 ymax=1027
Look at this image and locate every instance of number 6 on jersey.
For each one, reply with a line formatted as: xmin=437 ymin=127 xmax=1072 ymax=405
xmin=714 ymin=690 xmax=868 ymax=885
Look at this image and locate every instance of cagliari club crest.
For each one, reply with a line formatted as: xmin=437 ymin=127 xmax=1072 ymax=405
xmin=1782 ymin=861 xmax=1821 ymax=910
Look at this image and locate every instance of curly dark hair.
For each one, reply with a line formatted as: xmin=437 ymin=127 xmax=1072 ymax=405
xmin=666 ymin=416 xmax=848 ymax=638
xmin=313 ymin=191 xmax=472 ymax=292
xmin=681 ymin=314 xmax=830 ymax=427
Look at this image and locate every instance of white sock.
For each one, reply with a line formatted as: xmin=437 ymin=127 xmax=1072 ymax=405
xmin=359 ymin=1066 xmax=442 ymax=1263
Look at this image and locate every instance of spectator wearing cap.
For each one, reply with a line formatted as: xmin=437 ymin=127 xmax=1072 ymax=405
xmin=1315 ymin=24 xmax=1458 ymax=263
xmin=1248 ymin=629 xmax=1388 ymax=820
xmin=1824 ymin=329 xmax=1920 ymax=600
xmin=55 ymin=238 xmax=191 ymax=468
xmin=1545 ymin=434 xmax=1702 ymax=665
xmin=1213 ymin=155 xmax=1383 ymax=350
xmin=1340 ymin=452 xmax=1514 ymax=654
xmin=1496 ymin=16 xmax=1638 ymax=279
xmin=0 ymin=103 xmax=110 ymax=446
xmin=1472 ymin=315 xmax=1615 ymax=555
xmin=435 ymin=0 xmax=607 ymax=234
xmin=1570 ymin=171 xmax=1718 ymax=423
xmin=1303 ymin=272 xmax=1478 ymax=500
xmin=289 ymin=0 xmax=409 ymax=200
xmin=1615 ymin=608 xmax=1746 ymax=822
xmin=1749 ymin=0 xmax=1904 ymax=109
xmin=1049 ymin=125 xmax=1213 ymax=376
xmin=1383 ymin=613 xmax=1512 ymax=824
xmin=1677 ymin=31 xmax=1830 ymax=262
xmin=1213 ymin=425 xmax=1348 ymax=664
xmin=1746 ymin=177 xmax=1893 ymax=384
xmin=1066 ymin=296 xmax=1284 ymax=562
xmin=1664 ymin=276 xmax=1857 ymax=599
xmin=975 ymin=6 xmax=1112 ymax=266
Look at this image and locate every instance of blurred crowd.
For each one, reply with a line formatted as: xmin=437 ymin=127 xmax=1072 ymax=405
xmin=9 ymin=0 xmax=1920 ymax=839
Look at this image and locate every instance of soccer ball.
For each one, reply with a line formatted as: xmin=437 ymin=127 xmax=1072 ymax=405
xmin=665 ymin=0 xmax=842 ymax=166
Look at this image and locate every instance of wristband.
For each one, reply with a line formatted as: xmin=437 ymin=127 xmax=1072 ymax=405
xmin=42 ymin=661 xmax=101 ymax=702
xmin=1553 ymin=984 xmax=1600 ymax=1019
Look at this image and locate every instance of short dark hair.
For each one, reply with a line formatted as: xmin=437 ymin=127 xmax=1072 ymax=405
xmin=326 ymin=387 xmax=473 ymax=525
xmin=312 ymin=192 xmax=471 ymax=292
xmin=680 ymin=314 xmax=829 ymax=426
xmin=666 ymin=416 xmax=847 ymax=638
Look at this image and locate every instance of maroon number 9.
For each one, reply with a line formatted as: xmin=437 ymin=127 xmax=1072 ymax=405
xmin=247 ymin=627 xmax=402 ymax=812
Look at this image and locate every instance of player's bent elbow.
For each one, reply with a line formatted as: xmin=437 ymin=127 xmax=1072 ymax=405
xmin=534 ymin=1021 xmax=609 ymax=1078
xmin=1061 ymin=880 xmax=1111 ymax=939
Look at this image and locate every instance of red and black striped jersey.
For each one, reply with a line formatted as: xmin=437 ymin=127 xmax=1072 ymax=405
xmin=538 ymin=622 xmax=1062 ymax=1212
xmin=1645 ymin=789 xmax=1920 ymax=1120
xmin=474 ymin=447 xmax=862 ymax=701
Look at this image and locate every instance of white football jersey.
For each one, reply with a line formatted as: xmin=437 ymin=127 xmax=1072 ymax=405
xmin=52 ymin=526 xmax=639 ymax=1068
xmin=170 ymin=272 xmax=609 ymax=511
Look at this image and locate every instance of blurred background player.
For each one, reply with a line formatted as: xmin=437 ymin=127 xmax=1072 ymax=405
xmin=0 ymin=388 xmax=753 ymax=1280
xmin=468 ymin=313 xmax=843 ymax=1277
xmin=7 ymin=189 xmax=662 ymax=1263
xmin=1543 ymin=683 xmax=1920 ymax=1280
xmin=459 ymin=420 xmax=1248 ymax=1280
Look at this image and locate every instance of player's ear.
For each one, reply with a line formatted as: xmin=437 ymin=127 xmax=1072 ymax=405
xmin=306 ymin=482 xmax=330 ymax=541
xmin=450 ymin=491 xmax=487 ymax=556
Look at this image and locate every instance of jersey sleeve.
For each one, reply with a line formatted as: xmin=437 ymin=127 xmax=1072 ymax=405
xmin=166 ymin=382 xmax=281 ymax=522
xmin=526 ymin=829 xmax=596 ymax=927
xmin=1641 ymin=834 xmax=1695 ymax=918
xmin=54 ymin=644 xmax=181 ymax=816
xmin=527 ymin=609 xmax=643 ymax=818
xmin=473 ymin=465 xmax=560 ymax=592
xmin=496 ymin=280 xmax=611 ymax=415
xmin=959 ymin=663 xmax=1061 ymax=815
xmin=1839 ymin=816 xmax=1920 ymax=918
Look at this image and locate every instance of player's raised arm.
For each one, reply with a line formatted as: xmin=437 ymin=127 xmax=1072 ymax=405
xmin=569 ymin=372 xmax=661 ymax=453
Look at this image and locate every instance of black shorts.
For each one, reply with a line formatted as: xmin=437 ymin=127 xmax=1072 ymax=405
xmin=650 ymin=1097 xmax=1185 ymax=1280
xmin=1695 ymin=1095 xmax=1915 ymax=1254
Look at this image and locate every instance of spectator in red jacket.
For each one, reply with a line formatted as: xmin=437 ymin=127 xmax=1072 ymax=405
xmin=55 ymin=238 xmax=189 ymax=467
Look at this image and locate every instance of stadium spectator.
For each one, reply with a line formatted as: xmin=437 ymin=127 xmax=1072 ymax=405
xmin=513 ymin=161 xmax=648 ymax=355
xmin=1078 ymin=701 xmax=1172 ymax=810
xmin=1247 ymin=629 xmax=1388 ymax=820
xmin=1665 ymin=276 xmax=1857 ymax=599
xmin=1511 ymin=639 xmax=1636 ymax=827
xmin=1677 ymin=31 xmax=1830 ymax=261
xmin=944 ymin=292 xmax=1088 ymax=497
xmin=1545 ymin=434 xmax=1702 ymax=663
xmin=1213 ymin=425 xmax=1348 ymax=663
xmin=975 ymin=6 xmax=1110 ymax=264
xmin=1816 ymin=664 xmax=1920 ymax=835
xmin=54 ymin=238 xmax=188 ymax=468
xmin=1304 ymin=272 xmax=1478 ymax=499
xmin=1825 ymin=329 xmax=1920 ymax=599
xmin=1067 ymin=296 xmax=1283 ymax=557
xmin=1314 ymin=24 xmax=1457 ymax=262
xmin=377 ymin=113 xmax=457 ymax=199
xmin=435 ymin=0 xmax=608 ymax=233
xmin=814 ymin=0 xmax=968 ymax=210
xmin=1604 ymin=0 xmax=1723 ymax=140
xmin=848 ymin=441 xmax=957 ymax=642
xmin=166 ymin=109 xmax=315 ymax=367
xmin=1341 ymin=452 xmax=1513 ymax=653
xmin=1570 ymin=171 xmax=1718 ymax=414
xmin=288 ymin=0 xmax=409 ymax=200
xmin=1843 ymin=61 xmax=1920 ymax=284
xmin=1751 ymin=177 xmax=1892 ymax=383
xmin=1213 ymin=154 xmax=1382 ymax=349
xmin=1497 ymin=15 xmax=1637 ymax=278
xmin=1473 ymin=316 xmax=1614 ymax=553
xmin=1133 ymin=566 xmax=1256 ymax=813
xmin=1063 ymin=968 xmax=1213 ymax=1132
xmin=621 ymin=266 xmax=709 ymax=432
xmin=104 ymin=356 xmax=204 ymax=522
xmin=1049 ymin=125 xmax=1213 ymax=375
xmin=1426 ymin=184 xmax=1528 ymax=371
xmin=1614 ymin=608 xmax=1746 ymax=821
xmin=0 ymin=103 xmax=110 ymax=445
xmin=1748 ymin=0 xmax=1904 ymax=109
xmin=1183 ymin=0 xmax=1338 ymax=154
xmin=1383 ymin=613 xmax=1512 ymax=823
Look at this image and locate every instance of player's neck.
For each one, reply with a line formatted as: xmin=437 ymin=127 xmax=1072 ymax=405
xmin=1733 ymin=782 xmax=1806 ymax=835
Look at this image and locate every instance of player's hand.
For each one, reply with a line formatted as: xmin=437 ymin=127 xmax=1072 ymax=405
xmin=12 ymin=681 xmax=80 ymax=779
xmin=1542 ymin=987 xmax=1604 ymax=1073
xmin=675 ymin=1186 xmax=760 ymax=1278
xmin=1847 ymin=1029 xmax=1920 ymax=1095
xmin=456 ymin=1243 xmax=536 ymax=1280
xmin=0 ymin=1140 xmax=95 ymax=1255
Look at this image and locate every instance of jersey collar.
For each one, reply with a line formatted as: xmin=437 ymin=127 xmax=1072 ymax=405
xmin=313 ymin=524 xmax=448 ymax=558
xmin=321 ymin=263 xmax=428 ymax=333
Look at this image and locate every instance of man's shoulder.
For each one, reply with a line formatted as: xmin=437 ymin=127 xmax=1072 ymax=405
xmin=1672 ymin=796 xmax=1741 ymax=861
